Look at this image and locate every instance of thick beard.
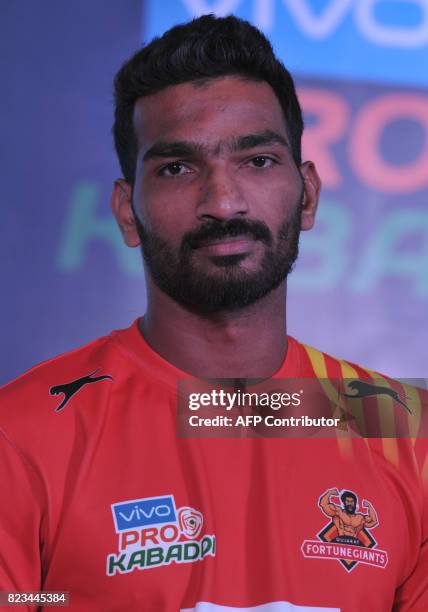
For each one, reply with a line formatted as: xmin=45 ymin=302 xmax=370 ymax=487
xmin=135 ymin=195 xmax=303 ymax=315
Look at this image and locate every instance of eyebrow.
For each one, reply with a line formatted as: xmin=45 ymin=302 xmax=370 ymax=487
xmin=143 ymin=141 xmax=205 ymax=162
xmin=142 ymin=130 xmax=289 ymax=162
xmin=229 ymin=130 xmax=289 ymax=153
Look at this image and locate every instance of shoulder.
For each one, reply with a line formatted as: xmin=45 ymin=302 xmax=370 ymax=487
xmin=0 ymin=321 xmax=148 ymax=501
xmin=0 ymin=333 xmax=112 ymax=401
xmin=293 ymin=337 xmax=384 ymax=379
xmin=0 ymin=329 xmax=129 ymax=444
xmin=293 ymin=337 xmax=427 ymax=427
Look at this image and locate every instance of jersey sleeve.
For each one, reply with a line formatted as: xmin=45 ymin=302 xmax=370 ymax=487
xmin=0 ymin=428 xmax=44 ymax=609
xmin=393 ymin=435 xmax=428 ymax=611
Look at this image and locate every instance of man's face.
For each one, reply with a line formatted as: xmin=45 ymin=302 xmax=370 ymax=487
xmin=120 ymin=76 xmax=318 ymax=313
xmin=344 ymin=497 xmax=356 ymax=514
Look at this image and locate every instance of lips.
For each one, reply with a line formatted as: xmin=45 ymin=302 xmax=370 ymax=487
xmin=194 ymin=235 xmax=255 ymax=256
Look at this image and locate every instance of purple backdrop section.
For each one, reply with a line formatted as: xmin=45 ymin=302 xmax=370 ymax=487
xmin=1 ymin=1 xmax=427 ymax=385
xmin=1 ymin=1 xmax=145 ymax=385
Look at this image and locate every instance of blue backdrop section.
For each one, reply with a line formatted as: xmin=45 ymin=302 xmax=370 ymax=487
xmin=1 ymin=0 xmax=427 ymax=385
xmin=145 ymin=0 xmax=428 ymax=88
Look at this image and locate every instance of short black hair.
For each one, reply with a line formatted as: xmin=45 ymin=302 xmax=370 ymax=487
xmin=341 ymin=491 xmax=357 ymax=506
xmin=113 ymin=14 xmax=303 ymax=185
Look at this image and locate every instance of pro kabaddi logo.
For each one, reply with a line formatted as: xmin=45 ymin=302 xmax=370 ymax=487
xmin=107 ymin=494 xmax=215 ymax=576
xmin=301 ymin=487 xmax=388 ymax=572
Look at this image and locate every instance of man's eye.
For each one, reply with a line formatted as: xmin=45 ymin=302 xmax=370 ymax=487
xmin=158 ymin=162 xmax=191 ymax=177
xmin=248 ymin=156 xmax=276 ymax=169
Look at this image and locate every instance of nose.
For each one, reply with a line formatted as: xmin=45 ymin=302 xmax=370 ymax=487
xmin=196 ymin=166 xmax=249 ymax=222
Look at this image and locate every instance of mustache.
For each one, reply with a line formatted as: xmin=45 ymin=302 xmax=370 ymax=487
xmin=181 ymin=218 xmax=272 ymax=251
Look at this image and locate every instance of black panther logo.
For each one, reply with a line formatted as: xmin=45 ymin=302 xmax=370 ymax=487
xmin=49 ymin=368 xmax=113 ymax=412
xmin=343 ymin=380 xmax=411 ymax=414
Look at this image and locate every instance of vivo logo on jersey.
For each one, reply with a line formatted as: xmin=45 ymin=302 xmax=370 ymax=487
xmin=112 ymin=495 xmax=177 ymax=532
xmin=107 ymin=494 xmax=215 ymax=576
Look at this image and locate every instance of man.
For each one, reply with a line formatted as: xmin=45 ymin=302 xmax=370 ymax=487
xmin=319 ymin=488 xmax=378 ymax=537
xmin=0 ymin=14 xmax=427 ymax=611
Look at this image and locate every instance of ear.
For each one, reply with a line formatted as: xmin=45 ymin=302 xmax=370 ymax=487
xmin=111 ymin=179 xmax=141 ymax=247
xmin=299 ymin=161 xmax=321 ymax=231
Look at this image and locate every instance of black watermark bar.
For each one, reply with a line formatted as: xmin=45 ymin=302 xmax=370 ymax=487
xmin=177 ymin=378 xmax=428 ymax=438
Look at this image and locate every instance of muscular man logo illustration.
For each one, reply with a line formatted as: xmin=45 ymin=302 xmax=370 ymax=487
xmin=319 ymin=488 xmax=378 ymax=538
xmin=49 ymin=368 xmax=113 ymax=412
xmin=344 ymin=380 xmax=411 ymax=414
xmin=301 ymin=486 xmax=387 ymax=571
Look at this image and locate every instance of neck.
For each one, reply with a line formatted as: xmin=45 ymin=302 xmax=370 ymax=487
xmin=139 ymin=280 xmax=288 ymax=379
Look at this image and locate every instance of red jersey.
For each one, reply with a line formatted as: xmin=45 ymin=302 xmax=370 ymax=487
xmin=0 ymin=319 xmax=427 ymax=611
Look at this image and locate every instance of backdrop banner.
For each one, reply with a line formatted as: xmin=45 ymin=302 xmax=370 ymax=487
xmin=1 ymin=0 xmax=427 ymax=384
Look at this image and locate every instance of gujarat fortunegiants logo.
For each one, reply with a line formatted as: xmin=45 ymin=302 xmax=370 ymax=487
xmin=301 ymin=487 xmax=388 ymax=572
